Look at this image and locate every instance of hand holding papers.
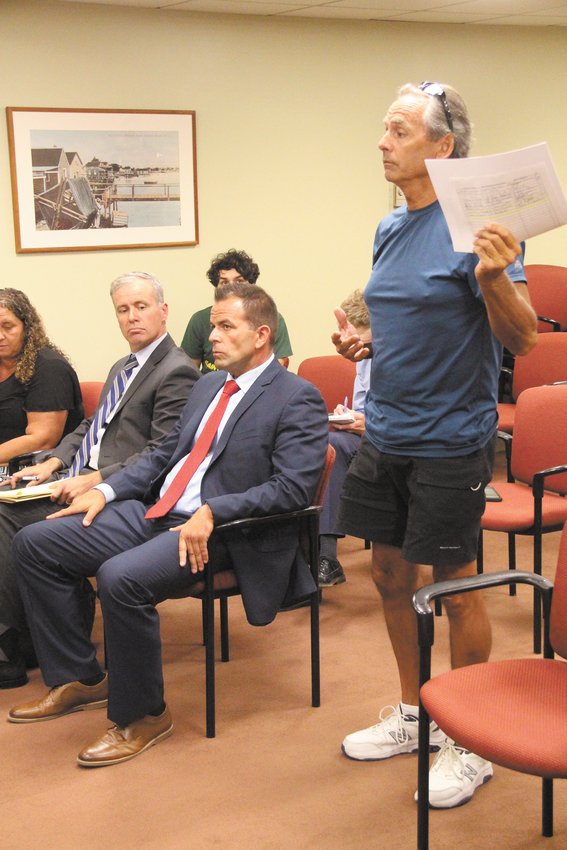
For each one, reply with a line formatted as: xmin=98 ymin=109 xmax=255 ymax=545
xmin=426 ymin=143 xmax=567 ymax=253
xmin=328 ymin=413 xmax=355 ymax=424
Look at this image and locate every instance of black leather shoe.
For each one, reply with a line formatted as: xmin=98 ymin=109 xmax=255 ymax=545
xmin=318 ymin=556 xmax=346 ymax=587
xmin=0 ymin=656 xmax=29 ymax=689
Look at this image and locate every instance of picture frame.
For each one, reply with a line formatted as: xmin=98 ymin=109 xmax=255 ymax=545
xmin=6 ymin=107 xmax=198 ymax=253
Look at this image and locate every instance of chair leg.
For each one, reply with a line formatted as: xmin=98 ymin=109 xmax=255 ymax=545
xmin=220 ymin=596 xmax=230 ymax=662
xmin=204 ymin=590 xmax=216 ymax=738
xmin=507 ymin=532 xmax=517 ymax=596
xmin=477 ymin=530 xmax=484 ymax=575
xmin=310 ymin=591 xmax=321 ymax=707
xmin=417 ymin=703 xmax=431 ymax=850
xmin=533 ymin=534 xmax=543 ymax=655
xmin=542 ymin=777 xmax=554 ymax=837
xmin=364 ymin=539 xmax=371 ymax=550
xmin=201 ymin=598 xmax=207 ymax=646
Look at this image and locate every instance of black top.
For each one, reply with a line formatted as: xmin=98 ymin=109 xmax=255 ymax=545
xmin=0 ymin=348 xmax=84 ymax=444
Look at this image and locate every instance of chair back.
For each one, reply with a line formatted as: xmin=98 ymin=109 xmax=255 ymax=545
xmin=511 ymin=384 xmax=567 ymax=493
xmin=549 ymin=524 xmax=567 ymax=659
xmin=314 ymin=444 xmax=336 ymax=506
xmin=298 ymin=355 xmax=356 ymax=412
xmin=525 ymin=264 xmax=567 ymax=332
xmin=80 ymin=381 xmax=105 ymax=418
xmin=512 ymin=333 xmax=567 ymax=401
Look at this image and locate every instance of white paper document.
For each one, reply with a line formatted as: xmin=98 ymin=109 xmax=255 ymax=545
xmin=0 ymin=483 xmax=56 ymax=503
xmin=425 ymin=142 xmax=567 ymax=253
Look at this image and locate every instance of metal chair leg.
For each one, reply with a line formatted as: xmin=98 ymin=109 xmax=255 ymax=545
xmin=220 ymin=596 xmax=230 ymax=662
xmin=417 ymin=703 xmax=431 ymax=850
xmin=508 ymin=532 xmax=517 ymax=596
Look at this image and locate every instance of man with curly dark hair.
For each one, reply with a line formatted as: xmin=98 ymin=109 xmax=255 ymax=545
xmin=180 ymin=249 xmax=293 ymax=372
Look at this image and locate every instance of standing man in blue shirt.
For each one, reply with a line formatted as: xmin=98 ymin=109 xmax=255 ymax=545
xmin=333 ymin=81 xmax=537 ymax=808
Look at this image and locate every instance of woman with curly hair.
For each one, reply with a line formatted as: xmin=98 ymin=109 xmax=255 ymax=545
xmin=0 ymin=289 xmax=83 ymax=469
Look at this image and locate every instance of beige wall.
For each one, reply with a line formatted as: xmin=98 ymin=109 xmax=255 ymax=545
xmin=2 ymin=0 xmax=567 ymax=379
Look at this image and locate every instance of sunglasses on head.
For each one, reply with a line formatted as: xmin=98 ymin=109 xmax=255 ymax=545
xmin=418 ymin=81 xmax=454 ymax=133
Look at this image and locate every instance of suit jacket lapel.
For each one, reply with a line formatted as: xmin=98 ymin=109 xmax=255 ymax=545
xmin=113 ymin=334 xmax=173 ymax=415
xmin=211 ymin=359 xmax=280 ymax=459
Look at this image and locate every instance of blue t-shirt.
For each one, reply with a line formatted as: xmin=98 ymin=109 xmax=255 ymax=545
xmin=364 ymin=200 xmax=525 ymax=457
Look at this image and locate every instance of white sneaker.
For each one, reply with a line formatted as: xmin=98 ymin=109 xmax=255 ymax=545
xmin=341 ymin=704 xmax=446 ymax=761
xmin=416 ymin=741 xmax=493 ymax=808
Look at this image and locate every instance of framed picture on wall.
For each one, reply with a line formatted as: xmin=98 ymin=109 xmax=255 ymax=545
xmin=6 ymin=107 xmax=198 ymax=253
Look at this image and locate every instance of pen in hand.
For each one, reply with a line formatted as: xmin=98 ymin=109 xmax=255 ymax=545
xmin=343 ymin=396 xmax=348 ymax=410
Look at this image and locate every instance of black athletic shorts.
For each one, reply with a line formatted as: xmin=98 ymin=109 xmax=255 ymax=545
xmin=337 ymin=435 xmax=495 ymax=567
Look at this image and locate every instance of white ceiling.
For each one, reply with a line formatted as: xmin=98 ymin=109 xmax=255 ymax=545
xmin=55 ymin=0 xmax=567 ymax=26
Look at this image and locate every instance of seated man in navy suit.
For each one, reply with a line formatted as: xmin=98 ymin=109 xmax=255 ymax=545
xmin=8 ymin=281 xmax=328 ymax=767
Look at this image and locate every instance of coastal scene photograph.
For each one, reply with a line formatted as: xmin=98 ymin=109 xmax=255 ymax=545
xmin=30 ymin=128 xmax=181 ymax=231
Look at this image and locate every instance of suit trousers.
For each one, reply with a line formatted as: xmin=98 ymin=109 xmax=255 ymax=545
xmin=13 ymin=500 xmax=229 ymax=728
xmin=319 ymin=431 xmax=361 ymax=536
xmin=0 ymin=498 xmax=61 ymax=630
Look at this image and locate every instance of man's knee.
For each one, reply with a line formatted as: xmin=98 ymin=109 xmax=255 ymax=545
xmin=433 ymin=561 xmax=482 ymax=619
xmin=371 ymin=544 xmax=417 ymax=599
xmin=12 ymin=524 xmax=40 ymax=569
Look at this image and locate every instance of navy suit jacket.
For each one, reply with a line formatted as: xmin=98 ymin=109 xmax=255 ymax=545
xmin=104 ymin=359 xmax=329 ymax=625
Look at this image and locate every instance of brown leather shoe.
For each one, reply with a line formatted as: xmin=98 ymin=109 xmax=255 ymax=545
xmin=77 ymin=706 xmax=173 ymax=767
xmin=8 ymin=676 xmax=108 ymax=724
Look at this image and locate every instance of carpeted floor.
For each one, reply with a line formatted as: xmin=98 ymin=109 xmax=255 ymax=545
xmin=1 ymin=455 xmax=566 ymax=849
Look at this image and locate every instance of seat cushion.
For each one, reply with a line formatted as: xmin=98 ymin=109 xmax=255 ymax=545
xmin=481 ymin=481 xmax=567 ymax=531
xmin=421 ymin=658 xmax=567 ymax=778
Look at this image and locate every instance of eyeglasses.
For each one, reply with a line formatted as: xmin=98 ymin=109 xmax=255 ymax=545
xmin=418 ymin=81 xmax=454 ymax=133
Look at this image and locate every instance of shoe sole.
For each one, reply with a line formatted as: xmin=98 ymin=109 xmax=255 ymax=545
xmin=8 ymin=698 xmax=108 ymax=724
xmin=77 ymin=724 xmax=173 ymax=767
xmin=318 ymin=575 xmax=347 ymax=587
xmin=428 ymin=769 xmax=493 ymax=809
xmin=341 ymin=740 xmax=443 ymax=761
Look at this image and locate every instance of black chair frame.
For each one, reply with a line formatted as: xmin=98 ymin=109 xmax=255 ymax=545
xmin=477 ymin=430 xmax=567 ymax=652
xmin=199 ymin=505 xmax=322 ymax=738
xmin=413 ymin=570 xmax=554 ymax=850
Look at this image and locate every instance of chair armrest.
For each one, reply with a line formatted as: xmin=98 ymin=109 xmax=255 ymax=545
xmin=413 ymin=571 xmax=553 ymax=651
xmin=532 ymin=464 xmax=567 ymax=499
xmin=537 ymin=315 xmax=561 ymax=332
xmin=7 ymin=450 xmax=45 ymax=476
xmin=215 ymin=506 xmax=321 ymax=533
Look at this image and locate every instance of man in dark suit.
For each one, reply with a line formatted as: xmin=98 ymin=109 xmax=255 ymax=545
xmin=8 ymin=281 xmax=328 ymax=767
xmin=0 ymin=271 xmax=199 ymax=688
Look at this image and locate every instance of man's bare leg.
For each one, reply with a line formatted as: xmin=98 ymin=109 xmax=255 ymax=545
xmin=433 ymin=559 xmax=492 ymax=669
xmin=370 ymin=541 xmax=421 ymax=705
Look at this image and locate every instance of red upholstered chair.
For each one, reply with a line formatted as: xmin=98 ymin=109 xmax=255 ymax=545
xmin=497 ymin=333 xmax=567 ymax=433
xmin=479 ymin=383 xmax=567 ymax=652
xmin=80 ymin=381 xmax=105 ymax=418
xmin=298 ymin=355 xmax=357 ymax=411
xmin=525 ymin=263 xmax=567 ymax=333
xmin=181 ymin=443 xmax=336 ymax=738
xmin=298 ymin=354 xmax=370 ymax=551
xmin=413 ymin=523 xmax=567 ymax=849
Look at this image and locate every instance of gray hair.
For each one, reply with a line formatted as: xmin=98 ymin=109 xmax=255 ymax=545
xmin=110 ymin=271 xmax=164 ymax=304
xmin=398 ymin=82 xmax=472 ymax=159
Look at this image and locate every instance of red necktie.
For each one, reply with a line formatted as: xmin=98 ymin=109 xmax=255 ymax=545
xmin=145 ymin=380 xmax=240 ymax=519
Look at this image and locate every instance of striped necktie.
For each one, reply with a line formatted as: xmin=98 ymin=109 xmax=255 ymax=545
xmin=69 ymin=354 xmax=138 ymax=476
xmin=145 ymin=379 xmax=240 ymax=520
